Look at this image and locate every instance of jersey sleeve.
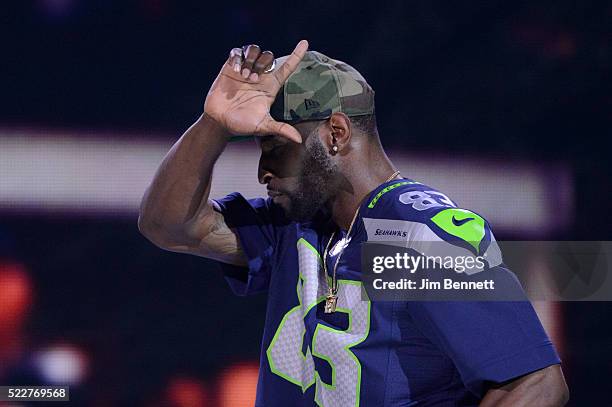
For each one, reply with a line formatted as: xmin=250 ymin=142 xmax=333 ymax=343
xmin=405 ymin=299 xmax=560 ymax=396
xmin=212 ymin=192 xmax=287 ymax=296
xmin=364 ymin=182 xmax=561 ymax=396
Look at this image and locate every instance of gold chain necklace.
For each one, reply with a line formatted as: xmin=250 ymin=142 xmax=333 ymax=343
xmin=323 ymin=170 xmax=401 ymax=313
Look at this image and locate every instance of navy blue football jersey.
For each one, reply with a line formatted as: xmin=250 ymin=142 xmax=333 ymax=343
xmin=213 ymin=178 xmax=560 ymax=407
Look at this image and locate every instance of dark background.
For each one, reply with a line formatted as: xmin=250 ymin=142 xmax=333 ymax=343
xmin=1 ymin=0 xmax=611 ymax=405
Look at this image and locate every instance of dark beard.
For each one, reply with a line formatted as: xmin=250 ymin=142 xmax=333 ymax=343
xmin=284 ymin=140 xmax=337 ymax=222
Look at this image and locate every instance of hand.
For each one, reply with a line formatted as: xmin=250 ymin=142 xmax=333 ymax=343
xmin=204 ymin=40 xmax=309 ymax=143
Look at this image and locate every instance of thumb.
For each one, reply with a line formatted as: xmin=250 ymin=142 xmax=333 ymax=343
xmin=258 ymin=116 xmax=302 ymax=144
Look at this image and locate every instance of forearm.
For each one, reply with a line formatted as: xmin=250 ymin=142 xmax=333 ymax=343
xmin=480 ymin=365 xmax=569 ymax=407
xmin=138 ymin=113 xmax=229 ymax=238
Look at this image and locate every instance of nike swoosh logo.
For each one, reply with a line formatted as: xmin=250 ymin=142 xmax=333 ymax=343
xmin=452 ymin=216 xmax=475 ymax=226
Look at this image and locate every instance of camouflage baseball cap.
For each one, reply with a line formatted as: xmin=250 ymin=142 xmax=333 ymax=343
xmin=230 ymin=50 xmax=374 ymax=141
xmin=270 ymin=50 xmax=375 ymax=123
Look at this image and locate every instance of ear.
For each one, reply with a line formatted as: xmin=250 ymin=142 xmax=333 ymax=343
xmin=324 ymin=112 xmax=352 ymax=155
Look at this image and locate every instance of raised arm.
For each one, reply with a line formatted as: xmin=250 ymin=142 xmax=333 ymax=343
xmin=137 ymin=41 xmax=308 ymax=265
xmin=137 ymin=114 xmax=247 ymax=265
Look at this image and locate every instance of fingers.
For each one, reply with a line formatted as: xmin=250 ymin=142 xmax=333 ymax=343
xmin=229 ymin=45 xmax=275 ymax=82
xmin=227 ymin=40 xmax=308 ymax=84
xmin=241 ymin=44 xmax=261 ymax=80
xmin=227 ymin=48 xmax=243 ymax=73
xmin=273 ymin=40 xmax=309 ymax=86
xmin=259 ymin=116 xmax=302 ymax=144
xmin=253 ymin=51 xmax=275 ymax=76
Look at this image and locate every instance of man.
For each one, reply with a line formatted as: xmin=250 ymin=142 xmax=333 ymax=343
xmin=138 ymin=40 xmax=569 ymax=406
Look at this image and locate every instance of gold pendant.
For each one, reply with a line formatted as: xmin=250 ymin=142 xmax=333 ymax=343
xmin=324 ymin=289 xmax=338 ymax=314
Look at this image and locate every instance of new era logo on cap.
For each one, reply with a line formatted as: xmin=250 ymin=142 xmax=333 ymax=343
xmin=304 ymin=98 xmax=320 ymax=110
